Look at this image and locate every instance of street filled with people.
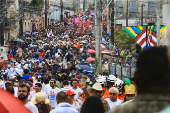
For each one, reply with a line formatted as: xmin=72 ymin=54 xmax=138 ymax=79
xmin=0 ymin=11 xmax=170 ymax=113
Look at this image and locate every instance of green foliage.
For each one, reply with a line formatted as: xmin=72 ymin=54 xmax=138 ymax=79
xmin=31 ymin=0 xmax=44 ymax=6
xmin=114 ymin=28 xmax=135 ymax=50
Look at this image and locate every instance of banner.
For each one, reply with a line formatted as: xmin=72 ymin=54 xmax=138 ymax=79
xmin=0 ymin=47 xmax=8 ymax=60
xmin=18 ymin=48 xmax=22 ymax=57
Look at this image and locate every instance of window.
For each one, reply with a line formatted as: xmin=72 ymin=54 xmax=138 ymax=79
xmin=116 ymin=0 xmax=123 ymax=12
xmin=28 ymin=22 xmax=29 ymax=31
xmin=148 ymin=0 xmax=155 ymax=12
xmin=25 ymin=22 xmax=26 ymax=32
xmin=129 ymin=0 xmax=137 ymax=12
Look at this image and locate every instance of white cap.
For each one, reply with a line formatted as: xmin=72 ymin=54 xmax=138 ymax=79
xmin=86 ymin=78 xmax=90 ymax=83
xmin=96 ymin=76 xmax=107 ymax=84
xmin=108 ymin=75 xmax=117 ymax=82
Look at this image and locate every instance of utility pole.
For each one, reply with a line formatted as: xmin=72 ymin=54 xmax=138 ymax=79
xmin=45 ymin=0 xmax=47 ymax=28
xmin=0 ymin=0 xmax=4 ymax=46
xmin=141 ymin=4 xmax=143 ymax=26
xmin=111 ymin=0 xmax=114 ymax=45
xmin=60 ymin=0 xmax=63 ymax=22
xmin=19 ymin=0 xmax=23 ymax=37
xmin=157 ymin=0 xmax=160 ymax=46
xmin=73 ymin=0 xmax=75 ymax=15
xmin=126 ymin=0 xmax=128 ymax=26
xmin=83 ymin=0 xmax=85 ymax=12
xmin=95 ymin=0 xmax=102 ymax=73
xmin=107 ymin=0 xmax=110 ymax=33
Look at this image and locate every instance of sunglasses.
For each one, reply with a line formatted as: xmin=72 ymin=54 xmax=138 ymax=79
xmin=50 ymin=82 xmax=54 ymax=84
xmin=18 ymin=90 xmax=27 ymax=93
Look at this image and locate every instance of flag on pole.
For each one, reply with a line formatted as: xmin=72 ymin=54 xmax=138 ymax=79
xmin=122 ymin=25 xmax=167 ymax=48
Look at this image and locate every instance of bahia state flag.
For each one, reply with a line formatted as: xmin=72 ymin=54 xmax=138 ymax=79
xmin=122 ymin=25 xmax=167 ymax=49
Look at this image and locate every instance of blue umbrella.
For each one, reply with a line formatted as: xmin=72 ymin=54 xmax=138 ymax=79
xmin=23 ymin=32 xmax=30 ymax=35
xmin=29 ymin=45 xmax=37 ymax=48
xmin=78 ymin=65 xmax=93 ymax=72
xmin=32 ymin=32 xmax=39 ymax=35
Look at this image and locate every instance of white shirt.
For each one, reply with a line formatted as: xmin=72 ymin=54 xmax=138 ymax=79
xmin=43 ymin=84 xmax=51 ymax=94
xmin=25 ymin=101 xmax=39 ymax=113
xmin=28 ymin=91 xmax=48 ymax=100
xmin=61 ymin=87 xmax=71 ymax=92
xmin=47 ymin=87 xmax=60 ymax=108
xmin=71 ymin=87 xmax=83 ymax=99
xmin=14 ymin=87 xmax=18 ymax=97
xmin=50 ymin=102 xmax=78 ymax=113
xmin=0 ymin=80 xmax=5 ymax=89
xmin=105 ymin=98 xmax=122 ymax=110
xmin=72 ymin=101 xmax=80 ymax=111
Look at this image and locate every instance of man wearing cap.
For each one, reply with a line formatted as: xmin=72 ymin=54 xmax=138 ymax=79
xmin=66 ymin=89 xmax=80 ymax=110
xmin=103 ymin=75 xmax=117 ymax=99
xmin=80 ymin=76 xmax=110 ymax=112
xmin=5 ymin=81 xmax=13 ymax=90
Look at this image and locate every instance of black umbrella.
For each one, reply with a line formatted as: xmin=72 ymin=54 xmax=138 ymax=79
xmin=128 ymin=53 xmax=138 ymax=58
xmin=31 ymin=52 xmax=41 ymax=55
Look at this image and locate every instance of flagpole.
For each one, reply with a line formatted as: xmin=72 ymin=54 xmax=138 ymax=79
xmin=146 ymin=25 xmax=148 ymax=48
xmin=157 ymin=0 xmax=160 ymax=47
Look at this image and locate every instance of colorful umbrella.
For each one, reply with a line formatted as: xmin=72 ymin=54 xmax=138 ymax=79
xmin=0 ymin=88 xmax=31 ymax=113
xmin=63 ymin=35 xmax=69 ymax=38
xmin=101 ymin=44 xmax=107 ymax=51
xmin=86 ymin=57 xmax=95 ymax=62
xmin=23 ymin=32 xmax=30 ymax=35
xmin=87 ymin=49 xmax=95 ymax=54
xmin=102 ymin=50 xmax=113 ymax=54
xmin=32 ymin=32 xmax=39 ymax=35
xmin=35 ymin=40 xmax=43 ymax=43
xmin=78 ymin=65 xmax=93 ymax=72
xmin=12 ymin=38 xmax=24 ymax=43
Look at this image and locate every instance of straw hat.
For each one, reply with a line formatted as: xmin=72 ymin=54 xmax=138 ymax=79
xmin=31 ymin=92 xmax=49 ymax=104
xmin=88 ymin=83 xmax=105 ymax=93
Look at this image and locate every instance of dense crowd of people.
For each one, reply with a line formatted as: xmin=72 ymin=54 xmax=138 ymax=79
xmin=1 ymin=11 xmax=170 ymax=113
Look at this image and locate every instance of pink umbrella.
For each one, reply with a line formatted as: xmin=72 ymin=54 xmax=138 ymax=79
xmin=86 ymin=57 xmax=95 ymax=62
xmin=101 ymin=44 xmax=107 ymax=51
xmin=63 ymin=35 xmax=69 ymax=38
xmin=87 ymin=49 xmax=95 ymax=54
xmin=102 ymin=50 xmax=113 ymax=54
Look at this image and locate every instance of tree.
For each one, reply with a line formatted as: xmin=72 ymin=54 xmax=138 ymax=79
xmin=31 ymin=0 xmax=44 ymax=6
xmin=114 ymin=28 xmax=135 ymax=50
